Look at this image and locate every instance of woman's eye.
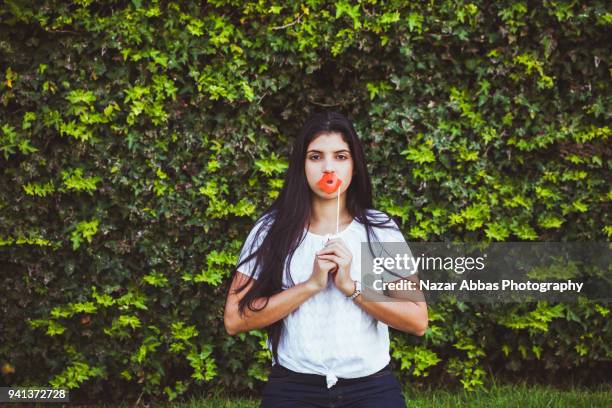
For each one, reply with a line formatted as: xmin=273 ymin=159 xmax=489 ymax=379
xmin=337 ymin=154 xmax=348 ymax=160
xmin=309 ymin=154 xmax=320 ymax=160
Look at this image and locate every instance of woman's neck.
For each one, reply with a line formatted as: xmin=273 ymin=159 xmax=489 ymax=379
xmin=309 ymin=195 xmax=352 ymax=231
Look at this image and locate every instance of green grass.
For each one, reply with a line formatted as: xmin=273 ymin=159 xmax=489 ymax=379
xmin=71 ymin=382 xmax=611 ymax=407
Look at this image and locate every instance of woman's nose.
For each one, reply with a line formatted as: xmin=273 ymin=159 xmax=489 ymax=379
xmin=323 ymin=158 xmax=335 ymax=172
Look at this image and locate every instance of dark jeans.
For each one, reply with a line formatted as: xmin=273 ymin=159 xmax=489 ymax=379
xmin=260 ymin=364 xmax=407 ymax=408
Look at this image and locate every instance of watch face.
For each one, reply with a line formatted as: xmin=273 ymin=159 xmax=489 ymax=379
xmin=355 ymin=280 xmax=362 ymax=291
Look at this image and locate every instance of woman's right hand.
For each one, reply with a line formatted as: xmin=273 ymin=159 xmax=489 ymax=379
xmin=307 ymin=254 xmax=338 ymax=292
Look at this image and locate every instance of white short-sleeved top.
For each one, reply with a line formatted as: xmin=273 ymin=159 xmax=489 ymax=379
xmin=236 ymin=209 xmax=417 ymax=388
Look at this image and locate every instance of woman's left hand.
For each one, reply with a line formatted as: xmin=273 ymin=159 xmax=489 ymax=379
xmin=315 ymin=237 xmax=354 ymax=296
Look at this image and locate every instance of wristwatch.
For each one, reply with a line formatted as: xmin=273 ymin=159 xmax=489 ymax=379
xmin=348 ymin=280 xmax=362 ymax=300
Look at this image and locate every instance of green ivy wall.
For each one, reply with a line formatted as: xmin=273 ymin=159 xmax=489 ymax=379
xmin=1 ymin=0 xmax=610 ymax=403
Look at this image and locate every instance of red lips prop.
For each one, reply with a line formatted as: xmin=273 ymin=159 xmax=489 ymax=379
xmin=316 ymin=173 xmax=342 ymax=194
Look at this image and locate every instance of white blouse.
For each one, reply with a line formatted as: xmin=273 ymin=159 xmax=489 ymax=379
xmin=236 ymin=209 xmax=416 ymax=388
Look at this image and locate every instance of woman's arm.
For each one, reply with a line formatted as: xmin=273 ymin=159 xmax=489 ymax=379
xmin=223 ymin=271 xmax=320 ymax=335
xmin=317 ymin=237 xmax=428 ymax=336
xmin=353 ymin=274 xmax=428 ymax=336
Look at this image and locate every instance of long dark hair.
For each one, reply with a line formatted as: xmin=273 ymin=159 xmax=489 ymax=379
xmin=232 ymin=110 xmax=399 ymax=364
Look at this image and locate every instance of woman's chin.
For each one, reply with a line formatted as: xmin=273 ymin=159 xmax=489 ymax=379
xmin=316 ymin=190 xmax=339 ymax=199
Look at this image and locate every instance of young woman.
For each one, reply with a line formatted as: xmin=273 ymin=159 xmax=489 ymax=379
xmin=224 ymin=111 xmax=428 ymax=407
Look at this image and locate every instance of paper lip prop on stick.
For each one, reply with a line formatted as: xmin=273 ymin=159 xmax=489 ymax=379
xmin=314 ymin=172 xmax=344 ymax=239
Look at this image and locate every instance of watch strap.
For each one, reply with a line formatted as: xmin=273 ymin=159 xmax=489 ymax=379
xmin=347 ymin=280 xmax=361 ymax=300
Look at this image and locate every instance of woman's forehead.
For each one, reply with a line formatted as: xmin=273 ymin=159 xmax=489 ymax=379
xmin=308 ymin=131 xmax=349 ymax=150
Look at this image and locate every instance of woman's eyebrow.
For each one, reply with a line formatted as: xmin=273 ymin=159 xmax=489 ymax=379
xmin=307 ymin=149 xmax=351 ymax=154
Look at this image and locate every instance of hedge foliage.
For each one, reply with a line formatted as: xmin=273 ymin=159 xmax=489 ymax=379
xmin=1 ymin=0 xmax=610 ymax=403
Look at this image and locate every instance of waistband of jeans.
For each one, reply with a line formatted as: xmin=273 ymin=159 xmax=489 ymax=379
xmin=269 ymin=363 xmax=391 ymax=386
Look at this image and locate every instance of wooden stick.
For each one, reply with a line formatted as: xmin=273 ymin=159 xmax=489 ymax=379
xmin=336 ymin=180 xmax=341 ymax=235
